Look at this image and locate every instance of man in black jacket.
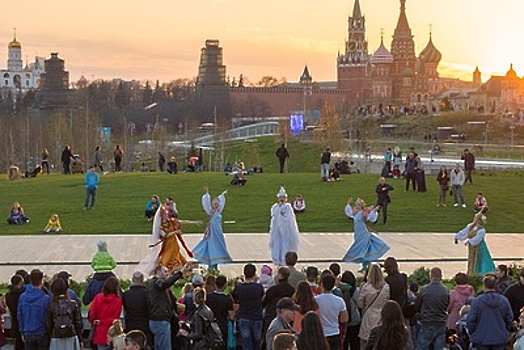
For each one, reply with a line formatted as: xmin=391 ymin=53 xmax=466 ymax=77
xmin=375 ymin=176 xmax=394 ymax=225
xmin=6 ymin=274 xmax=25 ymax=350
xmin=147 ymin=263 xmax=192 ymax=350
xmin=275 ymin=144 xmax=290 ymax=173
xmin=504 ymin=269 xmax=524 ymax=322
xmin=123 ymin=271 xmax=152 ymax=345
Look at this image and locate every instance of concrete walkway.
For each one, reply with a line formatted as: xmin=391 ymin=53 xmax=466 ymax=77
xmin=0 ymin=232 xmax=522 ymax=282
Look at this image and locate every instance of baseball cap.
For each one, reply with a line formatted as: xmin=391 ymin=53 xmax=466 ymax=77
xmin=276 ymin=297 xmax=300 ymax=311
xmin=192 ymin=274 xmax=204 ymax=286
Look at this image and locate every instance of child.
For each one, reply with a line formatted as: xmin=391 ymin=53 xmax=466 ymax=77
xmin=43 ymin=214 xmax=62 ymax=233
xmin=292 ymin=194 xmax=306 ymax=213
xmin=91 ymin=239 xmax=117 ymax=273
xmin=6 ymin=202 xmax=29 ymax=225
xmin=259 ymin=264 xmax=276 ymax=292
xmin=107 ymin=319 xmax=126 ymax=350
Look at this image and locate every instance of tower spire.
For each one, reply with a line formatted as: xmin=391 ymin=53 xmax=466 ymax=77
xmin=352 ymin=0 xmax=362 ymax=18
xmin=394 ymin=0 xmax=412 ymax=37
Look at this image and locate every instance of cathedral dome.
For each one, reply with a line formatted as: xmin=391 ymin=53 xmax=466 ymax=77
xmin=401 ymin=66 xmax=414 ymax=77
xmin=370 ymin=39 xmax=393 ymax=64
xmin=419 ymin=35 xmax=441 ymax=64
xmin=8 ymin=38 xmax=21 ymax=49
xmin=506 ymin=63 xmax=517 ymax=79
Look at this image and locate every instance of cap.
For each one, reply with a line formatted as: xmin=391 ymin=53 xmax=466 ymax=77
xmin=276 ymin=297 xmax=300 ymax=311
xmin=306 ymin=266 xmax=318 ymax=279
xmin=57 ymin=271 xmax=72 ymax=281
xmin=261 ymin=264 xmax=273 ymax=276
xmin=192 ymin=274 xmax=204 ymax=286
xmin=97 ymin=239 xmax=107 ymax=251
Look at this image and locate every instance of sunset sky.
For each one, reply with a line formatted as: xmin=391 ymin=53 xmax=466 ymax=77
xmin=1 ymin=0 xmax=523 ymax=84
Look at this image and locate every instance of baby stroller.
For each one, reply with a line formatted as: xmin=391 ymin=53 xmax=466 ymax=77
xmin=71 ymin=154 xmax=84 ymax=174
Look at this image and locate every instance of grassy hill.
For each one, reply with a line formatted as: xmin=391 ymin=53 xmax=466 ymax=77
xmin=1 ymin=170 xmax=521 ymax=234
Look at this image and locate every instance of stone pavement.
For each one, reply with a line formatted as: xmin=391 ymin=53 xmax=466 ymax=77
xmin=0 ymin=232 xmax=522 ymax=282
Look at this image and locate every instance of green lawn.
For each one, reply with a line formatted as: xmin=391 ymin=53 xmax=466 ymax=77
xmin=1 ymin=170 xmax=521 ymax=234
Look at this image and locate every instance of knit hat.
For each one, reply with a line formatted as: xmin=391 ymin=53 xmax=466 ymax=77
xmin=97 ymin=239 xmax=107 ymax=251
xmin=261 ymin=264 xmax=273 ymax=276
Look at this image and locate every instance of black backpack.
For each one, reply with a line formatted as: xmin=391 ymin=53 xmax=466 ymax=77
xmin=54 ymin=311 xmax=75 ymax=338
xmin=202 ymin=315 xmax=224 ymax=350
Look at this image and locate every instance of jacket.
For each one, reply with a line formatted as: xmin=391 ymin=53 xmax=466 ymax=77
xmin=414 ymin=280 xmax=449 ymax=324
xmin=85 ymin=171 xmax=100 ymax=189
xmin=266 ymin=315 xmax=294 ymax=350
xmin=88 ymin=293 xmax=123 ymax=345
xmin=147 ymin=271 xmax=183 ymax=321
xmin=504 ymin=281 xmax=524 ymax=322
xmin=447 ymin=284 xmax=475 ymax=330
xmin=47 ymin=296 xmax=83 ymax=338
xmin=17 ymin=286 xmax=51 ymax=336
xmin=91 ymin=251 xmax=117 ymax=273
xmin=467 ymin=291 xmax=513 ymax=345
xmin=376 ymin=183 xmax=394 ymax=204
xmin=262 ymin=281 xmax=295 ymax=322
xmin=123 ymin=285 xmax=150 ymax=333
xmin=6 ymin=285 xmax=25 ymax=335
xmin=188 ymin=304 xmax=216 ymax=350
xmin=450 ymin=168 xmax=465 ymax=186
xmin=83 ymin=272 xmax=120 ymax=306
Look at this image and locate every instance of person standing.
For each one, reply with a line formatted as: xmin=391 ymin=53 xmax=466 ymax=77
xmin=321 ymin=147 xmax=331 ymax=181
xmin=93 ymin=146 xmax=105 ymax=173
xmin=462 ymin=148 xmax=475 ymax=185
xmin=315 ymin=274 xmax=348 ymax=350
xmin=467 ymin=274 xmax=514 ymax=350
xmin=148 ymin=263 xmax=192 ymax=350
xmin=265 ymin=298 xmax=298 ymax=350
xmin=262 ymin=267 xmax=296 ymax=339
xmin=504 ymin=269 xmax=524 ymax=323
xmin=123 ymin=271 xmax=152 ymax=345
xmin=414 ymin=267 xmax=449 ymax=350
xmin=114 ymin=144 xmax=123 ymax=172
xmin=275 ymin=143 xmax=290 ymax=173
xmin=451 ymin=163 xmax=466 ymax=208
xmin=198 ymin=147 xmax=204 ymax=172
xmin=18 ymin=269 xmax=51 ymax=350
xmin=404 ymin=152 xmax=417 ymax=191
xmin=84 ymin=165 xmax=100 ymax=210
xmin=41 ymin=148 xmax=50 ymax=174
xmin=193 ymin=187 xmax=233 ymax=270
xmin=61 ymin=145 xmax=73 ymax=174
xmin=206 ymin=275 xmax=235 ymax=350
xmin=375 ymin=176 xmax=394 ymax=225
xmin=436 ymin=165 xmax=450 ymax=207
xmin=454 ymin=213 xmax=495 ymax=275
xmin=269 ymin=187 xmax=300 ymax=266
xmin=157 ymin=152 xmax=166 ymax=172
xmin=232 ymin=264 xmax=265 ymax=350
xmin=6 ymin=274 xmax=25 ymax=350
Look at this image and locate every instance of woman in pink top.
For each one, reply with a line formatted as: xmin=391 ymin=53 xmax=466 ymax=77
xmin=447 ymin=272 xmax=475 ymax=331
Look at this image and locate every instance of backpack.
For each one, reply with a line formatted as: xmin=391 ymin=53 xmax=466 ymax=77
xmin=202 ymin=315 xmax=224 ymax=350
xmin=54 ymin=310 xmax=75 ymax=338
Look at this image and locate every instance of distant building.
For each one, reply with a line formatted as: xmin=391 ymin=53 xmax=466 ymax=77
xmin=0 ymin=31 xmax=45 ymax=94
xmin=39 ymin=52 xmax=71 ymax=108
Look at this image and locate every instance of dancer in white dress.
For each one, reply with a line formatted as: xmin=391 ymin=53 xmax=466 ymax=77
xmin=269 ymin=186 xmax=300 ymax=266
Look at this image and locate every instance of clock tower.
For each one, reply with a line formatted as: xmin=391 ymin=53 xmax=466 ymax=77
xmin=337 ymin=0 xmax=371 ymax=102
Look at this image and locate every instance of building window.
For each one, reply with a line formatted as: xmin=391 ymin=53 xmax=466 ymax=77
xmin=3 ymin=73 xmax=9 ymax=78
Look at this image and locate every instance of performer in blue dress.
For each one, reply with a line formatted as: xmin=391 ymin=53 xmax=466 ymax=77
xmin=342 ymin=198 xmax=390 ymax=273
xmin=193 ymin=187 xmax=233 ymax=270
xmin=454 ymin=213 xmax=495 ymax=275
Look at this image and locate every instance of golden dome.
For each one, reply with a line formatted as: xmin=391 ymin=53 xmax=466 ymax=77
xmin=9 ymin=38 xmax=21 ymax=49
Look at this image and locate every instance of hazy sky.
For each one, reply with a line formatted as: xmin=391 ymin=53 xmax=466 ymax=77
xmin=1 ymin=0 xmax=523 ymax=84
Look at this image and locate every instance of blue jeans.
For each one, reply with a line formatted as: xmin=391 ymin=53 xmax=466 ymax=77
xmin=417 ymin=323 xmax=446 ymax=350
xmin=321 ymin=163 xmax=330 ymax=179
xmin=238 ymin=318 xmax=263 ymax=350
xmin=453 ymin=185 xmax=465 ymax=205
xmin=24 ymin=333 xmax=49 ymax=350
xmin=149 ymin=320 xmax=171 ymax=350
xmin=85 ymin=187 xmax=97 ymax=208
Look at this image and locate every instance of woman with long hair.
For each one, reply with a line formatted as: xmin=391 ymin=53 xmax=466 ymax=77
xmin=436 ymin=165 xmax=450 ymax=206
xmin=340 ymin=270 xmax=361 ymax=350
xmin=365 ymin=300 xmax=413 ymax=350
xmin=88 ymin=276 xmax=123 ymax=350
xmin=357 ymin=263 xmax=390 ymax=349
xmin=297 ymin=311 xmax=329 ymax=350
xmin=293 ymin=281 xmax=319 ymax=333
xmin=47 ymin=278 xmax=83 ymax=350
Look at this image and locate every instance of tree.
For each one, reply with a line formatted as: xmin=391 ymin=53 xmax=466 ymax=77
xmin=316 ymin=104 xmax=342 ymax=151
xmin=257 ymin=76 xmax=279 ymax=87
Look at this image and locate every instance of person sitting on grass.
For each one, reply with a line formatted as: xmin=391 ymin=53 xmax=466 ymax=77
xmin=473 ymin=192 xmax=489 ymax=213
xmin=43 ymin=214 xmax=62 ymax=233
xmin=7 ymin=202 xmax=29 ymax=225
xmin=231 ymin=167 xmax=247 ymax=185
xmin=145 ymin=195 xmax=160 ymax=222
xmin=292 ymin=194 xmax=306 ymax=213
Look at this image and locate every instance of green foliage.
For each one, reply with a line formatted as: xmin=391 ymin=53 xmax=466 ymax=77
xmin=408 ymin=266 xmax=430 ymax=286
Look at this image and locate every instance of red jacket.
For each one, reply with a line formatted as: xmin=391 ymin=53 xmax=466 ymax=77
xmin=88 ymin=293 xmax=122 ymax=345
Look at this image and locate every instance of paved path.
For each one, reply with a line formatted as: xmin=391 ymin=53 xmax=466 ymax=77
xmin=0 ymin=232 xmax=522 ymax=282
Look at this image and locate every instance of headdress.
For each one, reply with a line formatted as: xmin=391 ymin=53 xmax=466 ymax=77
xmin=355 ymin=197 xmax=366 ymax=207
xmin=277 ymin=186 xmax=288 ymax=198
xmin=475 ymin=212 xmax=486 ymax=225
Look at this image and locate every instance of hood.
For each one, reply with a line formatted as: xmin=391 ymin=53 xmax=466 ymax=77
xmin=478 ymin=292 xmax=504 ymax=309
xmin=454 ymin=284 xmax=474 ymax=297
xmin=23 ymin=287 xmax=47 ymax=303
